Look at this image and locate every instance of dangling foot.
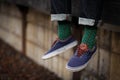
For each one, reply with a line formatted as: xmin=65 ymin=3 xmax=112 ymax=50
xmin=42 ymin=36 xmax=78 ymax=60
xmin=66 ymin=43 xmax=97 ymax=72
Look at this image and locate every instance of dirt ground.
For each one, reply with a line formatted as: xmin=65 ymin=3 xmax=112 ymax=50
xmin=0 ymin=39 xmax=62 ymax=80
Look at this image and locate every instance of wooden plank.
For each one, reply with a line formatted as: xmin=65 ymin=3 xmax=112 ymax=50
xmin=26 ymin=41 xmax=35 ymax=61
xmin=111 ymin=32 xmax=120 ymax=54
xmin=0 ymin=27 xmax=22 ymax=52
xmin=62 ymin=49 xmax=74 ymax=61
xmin=26 ymin=41 xmax=46 ymax=66
xmin=34 ymin=44 xmax=46 ymax=66
xmin=58 ymin=56 xmax=64 ymax=78
xmin=0 ymin=3 xmax=22 ymax=18
xmin=99 ymin=28 xmax=111 ymax=50
xmin=86 ymin=50 xmax=99 ymax=74
xmin=51 ymin=56 xmax=59 ymax=75
xmin=0 ymin=14 xmax=22 ymax=37
xmin=101 ymin=23 xmax=120 ymax=32
xmin=63 ymin=60 xmax=73 ymax=80
xmin=110 ymin=53 xmax=120 ymax=80
xmin=27 ymin=9 xmax=49 ymax=27
xmin=99 ymin=49 xmax=110 ymax=80
xmin=26 ymin=22 xmax=48 ymax=50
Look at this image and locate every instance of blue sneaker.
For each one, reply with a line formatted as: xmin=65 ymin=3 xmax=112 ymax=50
xmin=66 ymin=43 xmax=97 ymax=72
xmin=42 ymin=36 xmax=78 ymax=59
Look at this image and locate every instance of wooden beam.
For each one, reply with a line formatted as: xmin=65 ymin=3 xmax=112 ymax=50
xmin=17 ymin=5 xmax=28 ymax=54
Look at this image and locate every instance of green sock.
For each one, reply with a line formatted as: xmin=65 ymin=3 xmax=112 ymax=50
xmin=81 ymin=26 xmax=97 ymax=49
xmin=58 ymin=21 xmax=71 ymax=40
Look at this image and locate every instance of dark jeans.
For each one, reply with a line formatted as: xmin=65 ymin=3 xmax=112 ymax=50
xmin=51 ymin=0 xmax=103 ymax=26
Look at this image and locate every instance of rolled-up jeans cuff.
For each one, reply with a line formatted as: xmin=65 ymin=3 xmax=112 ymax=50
xmin=51 ymin=14 xmax=71 ymax=21
xmin=78 ymin=17 xmax=95 ymax=26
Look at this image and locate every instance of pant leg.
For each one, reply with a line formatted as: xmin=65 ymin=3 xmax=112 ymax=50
xmin=78 ymin=0 xmax=103 ymax=26
xmin=51 ymin=0 xmax=71 ymax=21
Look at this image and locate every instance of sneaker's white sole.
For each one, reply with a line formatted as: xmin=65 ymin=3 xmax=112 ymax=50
xmin=42 ymin=40 xmax=78 ymax=60
xmin=66 ymin=51 xmax=97 ymax=72
xmin=66 ymin=61 xmax=88 ymax=72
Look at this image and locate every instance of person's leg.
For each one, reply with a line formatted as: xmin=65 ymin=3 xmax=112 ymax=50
xmin=42 ymin=0 xmax=78 ymax=59
xmin=79 ymin=0 xmax=103 ymax=49
xmin=51 ymin=0 xmax=72 ymax=40
xmin=66 ymin=0 xmax=103 ymax=72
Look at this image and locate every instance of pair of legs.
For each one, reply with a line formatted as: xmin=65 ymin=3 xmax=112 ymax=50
xmin=42 ymin=0 xmax=103 ymax=72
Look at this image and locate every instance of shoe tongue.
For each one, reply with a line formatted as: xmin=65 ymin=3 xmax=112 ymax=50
xmin=79 ymin=43 xmax=88 ymax=50
xmin=76 ymin=44 xmax=88 ymax=57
